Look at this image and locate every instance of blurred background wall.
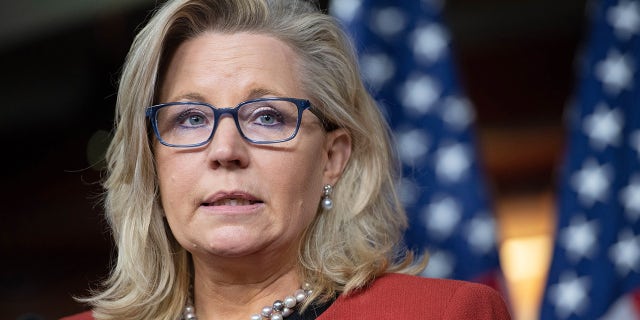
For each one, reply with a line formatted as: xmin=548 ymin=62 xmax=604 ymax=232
xmin=0 ymin=0 xmax=587 ymax=319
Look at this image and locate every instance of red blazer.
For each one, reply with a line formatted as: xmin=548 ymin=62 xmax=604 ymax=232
xmin=61 ymin=273 xmax=511 ymax=319
xmin=319 ymin=273 xmax=511 ymax=319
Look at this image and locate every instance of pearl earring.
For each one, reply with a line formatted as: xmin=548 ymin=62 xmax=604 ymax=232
xmin=321 ymin=184 xmax=333 ymax=210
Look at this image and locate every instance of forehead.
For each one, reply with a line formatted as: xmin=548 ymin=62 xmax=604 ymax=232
xmin=160 ymin=32 xmax=304 ymax=103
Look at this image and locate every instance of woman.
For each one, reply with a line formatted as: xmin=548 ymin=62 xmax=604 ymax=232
xmin=64 ymin=0 xmax=511 ymax=319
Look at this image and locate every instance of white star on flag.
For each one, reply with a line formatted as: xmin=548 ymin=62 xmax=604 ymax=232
xmin=441 ymin=96 xmax=474 ymax=130
xmin=411 ymin=23 xmax=448 ymax=63
xmin=360 ymin=52 xmax=396 ymax=90
xmin=397 ymin=128 xmax=430 ymax=165
xmin=595 ymin=50 xmax=635 ymax=95
xmin=609 ymin=229 xmax=640 ymax=276
xmin=620 ymin=175 xmax=640 ymax=221
xmin=371 ymin=6 xmax=407 ymax=37
xmin=548 ymin=272 xmax=591 ymax=319
xmin=420 ymin=250 xmax=455 ymax=279
xmin=570 ymin=159 xmax=613 ymax=206
xmin=329 ymin=0 xmax=362 ymax=23
xmin=399 ymin=73 xmax=441 ymax=114
xmin=397 ymin=178 xmax=420 ymax=207
xmin=434 ymin=142 xmax=471 ymax=183
xmin=465 ymin=214 xmax=496 ymax=254
xmin=559 ymin=216 xmax=599 ymax=262
xmin=582 ymin=103 xmax=624 ymax=150
xmin=607 ymin=0 xmax=640 ymax=39
xmin=421 ymin=196 xmax=462 ymax=240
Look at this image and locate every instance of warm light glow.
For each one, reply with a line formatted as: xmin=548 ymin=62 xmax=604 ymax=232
xmin=500 ymin=234 xmax=554 ymax=320
xmin=494 ymin=190 xmax=556 ymax=320
xmin=501 ymin=235 xmax=552 ymax=282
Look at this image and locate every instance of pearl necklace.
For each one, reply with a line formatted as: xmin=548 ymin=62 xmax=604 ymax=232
xmin=181 ymin=283 xmax=312 ymax=320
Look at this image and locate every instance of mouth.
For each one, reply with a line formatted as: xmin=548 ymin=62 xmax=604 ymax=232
xmin=202 ymin=198 xmax=262 ymax=206
xmin=201 ymin=192 xmax=263 ymax=207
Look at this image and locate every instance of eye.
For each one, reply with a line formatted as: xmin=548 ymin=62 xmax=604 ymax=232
xmin=185 ymin=114 xmax=206 ymax=126
xmin=255 ymin=110 xmax=282 ymax=126
xmin=246 ymin=106 xmax=285 ymax=126
xmin=176 ymin=109 xmax=209 ymax=127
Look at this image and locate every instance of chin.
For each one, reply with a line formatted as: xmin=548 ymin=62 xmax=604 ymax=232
xmin=199 ymin=228 xmax=271 ymax=257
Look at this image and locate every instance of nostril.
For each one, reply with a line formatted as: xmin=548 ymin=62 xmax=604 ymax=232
xmin=216 ymin=159 xmax=242 ymax=167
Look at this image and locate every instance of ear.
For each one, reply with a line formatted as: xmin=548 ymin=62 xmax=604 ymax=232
xmin=322 ymin=128 xmax=352 ymax=184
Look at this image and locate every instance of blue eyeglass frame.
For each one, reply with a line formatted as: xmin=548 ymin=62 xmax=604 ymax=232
xmin=146 ymin=97 xmax=321 ymax=148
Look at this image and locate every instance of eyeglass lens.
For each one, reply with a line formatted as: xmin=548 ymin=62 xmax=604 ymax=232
xmin=155 ymin=99 xmax=300 ymax=145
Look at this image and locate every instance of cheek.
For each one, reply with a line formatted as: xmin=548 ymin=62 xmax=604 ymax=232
xmin=155 ymin=152 xmax=197 ymax=211
xmin=156 ymin=153 xmax=175 ymax=193
xmin=272 ymin=148 xmax=326 ymax=209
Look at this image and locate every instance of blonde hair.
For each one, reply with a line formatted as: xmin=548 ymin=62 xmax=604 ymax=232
xmin=83 ymin=0 xmax=424 ymax=318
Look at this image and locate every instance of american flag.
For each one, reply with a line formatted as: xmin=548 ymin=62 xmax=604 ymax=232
xmin=540 ymin=0 xmax=640 ymax=319
xmin=329 ymin=0 xmax=505 ymax=292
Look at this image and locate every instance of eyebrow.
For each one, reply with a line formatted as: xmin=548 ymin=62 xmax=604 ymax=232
xmin=168 ymin=88 xmax=286 ymax=105
xmin=246 ymin=88 xmax=284 ymax=99
xmin=170 ymin=92 xmax=207 ymax=102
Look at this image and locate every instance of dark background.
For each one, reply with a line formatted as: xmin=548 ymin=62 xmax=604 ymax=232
xmin=0 ymin=0 xmax=586 ymax=319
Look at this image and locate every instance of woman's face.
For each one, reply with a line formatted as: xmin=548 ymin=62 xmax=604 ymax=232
xmin=155 ymin=32 xmax=350 ymax=261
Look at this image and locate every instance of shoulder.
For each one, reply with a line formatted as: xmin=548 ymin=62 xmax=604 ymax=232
xmin=319 ymin=273 xmax=511 ymax=320
xmin=369 ymin=273 xmax=504 ymax=298
xmin=60 ymin=310 xmax=94 ymax=320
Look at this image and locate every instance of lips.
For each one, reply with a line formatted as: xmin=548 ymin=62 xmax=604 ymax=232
xmin=201 ymin=192 xmax=262 ymax=207
xmin=203 ymin=198 xmax=260 ymax=206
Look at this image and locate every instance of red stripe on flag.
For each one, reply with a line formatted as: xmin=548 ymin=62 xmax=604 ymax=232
xmin=632 ymin=288 xmax=640 ymax=315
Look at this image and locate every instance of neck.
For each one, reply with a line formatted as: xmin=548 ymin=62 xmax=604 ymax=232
xmin=191 ymin=252 xmax=303 ymax=320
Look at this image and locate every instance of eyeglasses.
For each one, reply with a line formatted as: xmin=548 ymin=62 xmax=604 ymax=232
xmin=146 ymin=97 xmax=322 ymax=148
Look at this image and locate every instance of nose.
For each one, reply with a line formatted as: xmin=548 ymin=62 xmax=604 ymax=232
xmin=206 ymin=115 xmax=249 ymax=169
